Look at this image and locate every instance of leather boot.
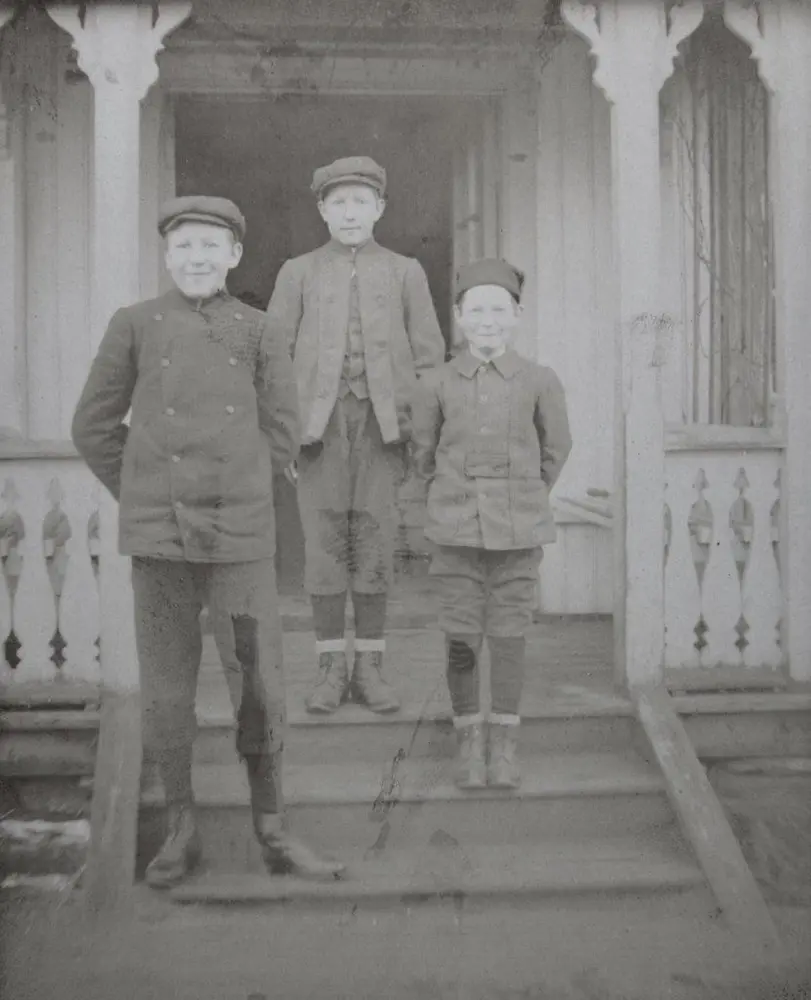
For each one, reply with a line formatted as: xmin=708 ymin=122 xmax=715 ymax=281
xmin=305 ymin=641 xmax=350 ymax=714
xmin=254 ymin=813 xmax=346 ymax=880
xmin=453 ymin=714 xmax=487 ymax=790
xmin=145 ymin=803 xmax=202 ymax=888
xmin=349 ymin=639 xmax=400 ymax=713
xmin=487 ymin=715 xmax=521 ymax=789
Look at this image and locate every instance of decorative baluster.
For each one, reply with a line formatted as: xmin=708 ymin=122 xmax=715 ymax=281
xmin=56 ymin=470 xmax=102 ymax=683
xmin=88 ymin=500 xmax=101 ymax=664
xmin=663 ymin=458 xmax=703 ymax=669
xmin=701 ymin=460 xmax=743 ymax=668
xmin=770 ymin=469 xmax=782 ymax=652
xmin=687 ymin=468 xmax=713 ymax=659
xmin=739 ymin=461 xmax=783 ymax=670
xmin=0 ymin=478 xmax=25 ymax=671
xmin=42 ymin=478 xmax=72 ymax=669
xmin=729 ymin=468 xmax=753 ymax=660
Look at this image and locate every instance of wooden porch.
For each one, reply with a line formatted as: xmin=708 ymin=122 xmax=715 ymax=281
xmin=1 ymin=0 xmax=811 ymax=951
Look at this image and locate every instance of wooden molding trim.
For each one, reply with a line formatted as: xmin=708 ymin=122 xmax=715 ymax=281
xmin=665 ymin=424 xmax=785 ymax=452
xmin=0 ymin=439 xmax=80 ymax=460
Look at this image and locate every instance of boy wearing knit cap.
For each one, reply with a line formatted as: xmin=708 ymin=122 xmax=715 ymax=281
xmin=266 ymin=156 xmax=445 ymax=715
xmin=72 ymin=196 xmax=344 ymax=886
xmin=412 ymin=259 xmax=572 ymax=789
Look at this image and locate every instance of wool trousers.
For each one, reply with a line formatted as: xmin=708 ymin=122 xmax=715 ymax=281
xmin=296 ymin=394 xmax=405 ymax=596
xmin=132 ymin=556 xmax=284 ymax=812
xmin=429 ymin=545 xmax=543 ymax=716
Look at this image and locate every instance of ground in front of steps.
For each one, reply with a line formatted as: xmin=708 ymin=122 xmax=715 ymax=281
xmin=1 ymin=887 xmax=809 ymax=1000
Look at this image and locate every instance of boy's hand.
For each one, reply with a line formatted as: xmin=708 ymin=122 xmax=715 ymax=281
xmin=284 ymin=462 xmax=298 ymax=487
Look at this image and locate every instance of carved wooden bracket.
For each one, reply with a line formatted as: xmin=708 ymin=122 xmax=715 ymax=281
xmin=560 ymin=0 xmax=704 ymax=102
xmin=46 ymin=2 xmax=191 ymax=101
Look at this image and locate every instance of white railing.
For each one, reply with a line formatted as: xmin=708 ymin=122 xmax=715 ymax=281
xmin=0 ymin=444 xmax=102 ymax=691
xmin=663 ymin=426 xmax=784 ymax=673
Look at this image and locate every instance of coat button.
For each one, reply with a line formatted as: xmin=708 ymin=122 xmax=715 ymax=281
xmin=234 ymin=311 xmax=244 ymax=320
xmin=165 ymin=407 xmax=175 ymax=416
xmin=225 ymin=405 xmax=235 ymax=415
xmin=229 ymin=357 xmax=238 ymax=366
xmin=171 ymin=454 xmax=180 ymax=463
xmin=161 ymin=358 xmax=170 ymax=367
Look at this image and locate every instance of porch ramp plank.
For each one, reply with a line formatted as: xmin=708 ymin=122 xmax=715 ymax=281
xmin=633 ymin=684 xmax=782 ymax=952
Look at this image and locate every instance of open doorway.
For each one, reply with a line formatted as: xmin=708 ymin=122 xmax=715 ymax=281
xmin=175 ymin=93 xmax=497 ymax=593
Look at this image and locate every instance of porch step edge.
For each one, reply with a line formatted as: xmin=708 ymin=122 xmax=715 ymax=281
xmin=167 ymin=839 xmax=704 ymax=905
xmin=141 ymin=753 xmax=665 ymax=809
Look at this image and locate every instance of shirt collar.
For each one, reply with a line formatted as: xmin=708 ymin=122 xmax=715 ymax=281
xmin=451 ymin=347 xmax=523 ymax=380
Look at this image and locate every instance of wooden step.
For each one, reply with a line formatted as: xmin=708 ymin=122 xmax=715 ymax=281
xmin=138 ymin=752 xmax=674 ymax=869
xmin=167 ymin=835 xmax=705 ymax=907
xmin=192 ymin=706 xmax=639 ymax=767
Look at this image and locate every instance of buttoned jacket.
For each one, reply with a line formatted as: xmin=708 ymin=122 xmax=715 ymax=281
xmin=72 ymin=288 xmax=299 ymax=562
xmin=265 ymin=239 xmax=445 ymax=445
xmin=411 ymin=348 xmax=572 ymax=550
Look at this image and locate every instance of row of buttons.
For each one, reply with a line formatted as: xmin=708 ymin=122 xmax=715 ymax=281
xmin=154 ymin=311 xmax=246 ymax=322
xmin=161 ymin=357 xmax=239 ymax=367
xmin=164 ymin=406 xmax=235 ymax=416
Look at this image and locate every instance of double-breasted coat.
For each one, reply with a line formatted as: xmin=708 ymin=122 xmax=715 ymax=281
xmin=72 ymin=287 xmax=299 ymax=563
xmin=411 ymin=347 xmax=572 ymax=550
xmin=264 ymin=239 xmax=445 ymax=445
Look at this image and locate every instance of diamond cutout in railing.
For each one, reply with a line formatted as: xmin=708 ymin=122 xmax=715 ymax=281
xmin=49 ymin=628 xmax=67 ymax=669
xmin=4 ymin=630 xmax=21 ymax=669
xmin=694 ymin=614 xmax=709 ymax=653
xmin=734 ymin=613 xmax=750 ymax=654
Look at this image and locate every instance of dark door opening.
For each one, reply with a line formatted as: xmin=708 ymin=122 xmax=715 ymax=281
xmin=175 ymin=93 xmax=484 ymax=593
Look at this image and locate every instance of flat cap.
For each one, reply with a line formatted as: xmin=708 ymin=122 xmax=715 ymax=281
xmin=455 ymin=258 xmax=525 ymax=302
xmin=158 ymin=195 xmax=246 ymax=241
xmin=311 ymin=156 xmax=387 ymax=199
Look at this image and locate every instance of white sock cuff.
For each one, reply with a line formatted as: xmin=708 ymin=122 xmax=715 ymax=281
xmin=489 ymin=713 xmax=520 ymax=727
xmin=315 ymin=638 xmax=347 ymax=654
xmin=453 ymin=712 xmax=484 ymax=728
xmin=354 ymin=638 xmax=385 ymax=652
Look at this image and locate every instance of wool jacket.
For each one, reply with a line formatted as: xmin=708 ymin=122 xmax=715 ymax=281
xmin=265 ymin=238 xmax=445 ymax=445
xmin=72 ymin=288 xmax=299 ymax=562
xmin=411 ymin=347 xmax=572 ymax=550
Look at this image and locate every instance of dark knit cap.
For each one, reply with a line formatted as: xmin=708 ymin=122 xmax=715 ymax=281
xmin=455 ymin=258 xmax=525 ymax=302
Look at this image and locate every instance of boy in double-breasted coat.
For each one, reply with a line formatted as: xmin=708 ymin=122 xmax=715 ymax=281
xmin=266 ymin=156 xmax=445 ymax=715
xmin=72 ymin=196 xmax=344 ymax=886
xmin=412 ymin=259 xmax=572 ymax=790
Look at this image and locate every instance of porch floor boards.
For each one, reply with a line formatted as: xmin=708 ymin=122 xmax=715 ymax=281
xmin=195 ymin=617 xmax=620 ymax=725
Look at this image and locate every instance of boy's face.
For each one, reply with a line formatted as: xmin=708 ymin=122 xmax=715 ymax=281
xmin=318 ymin=183 xmax=385 ymax=247
xmin=164 ymin=222 xmax=243 ymax=299
xmin=455 ymin=284 xmax=521 ymax=357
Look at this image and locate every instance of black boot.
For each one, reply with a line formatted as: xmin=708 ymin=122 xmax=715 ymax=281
xmin=255 ymin=813 xmax=346 ymax=880
xmin=305 ymin=642 xmax=350 ymax=714
xmin=350 ymin=639 xmax=400 ymax=713
xmin=145 ymin=803 xmax=202 ymax=888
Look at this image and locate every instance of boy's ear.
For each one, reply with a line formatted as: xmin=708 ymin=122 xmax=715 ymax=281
xmin=230 ymin=240 xmax=244 ymax=267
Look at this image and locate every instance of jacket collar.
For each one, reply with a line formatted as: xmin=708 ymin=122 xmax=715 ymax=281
xmin=452 ymin=347 xmax=523 ymax=380
xmin=165 ymin=286 xmax=233 ymax=312
xmin=324 ymin=237 xmax=381 ymax=257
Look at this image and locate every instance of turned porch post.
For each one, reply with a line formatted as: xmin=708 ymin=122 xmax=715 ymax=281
xmin=561 ymin=0 xmax=704 ymax=688
xmin=0 ymin=9 xmax=25 ymax=437
xmin=46 ymin=1 xmax=191 ymax=912
xmin=724 ymin=0 xmax=811 ymax=682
